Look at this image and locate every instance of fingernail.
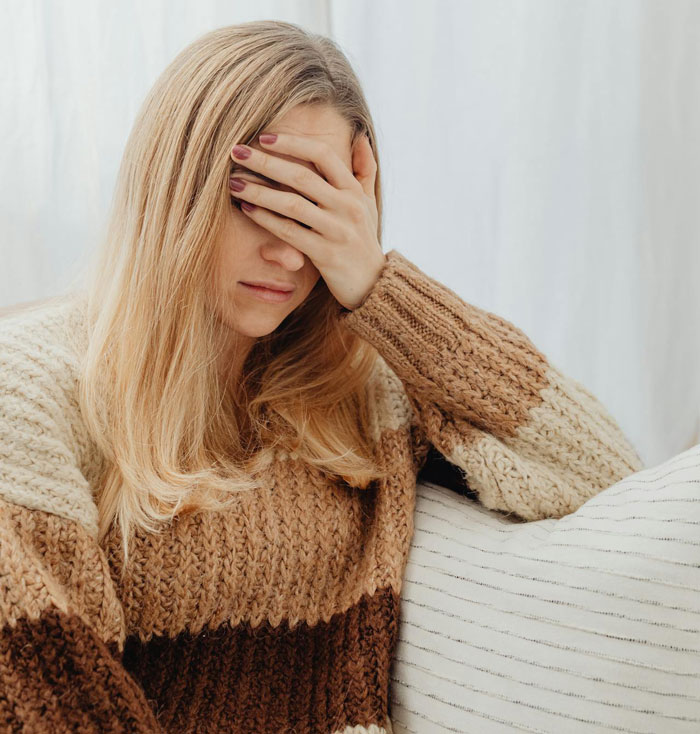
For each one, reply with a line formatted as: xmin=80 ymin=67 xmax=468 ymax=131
xmin=259 ymin=133 xmax=277 ymax=144
xmin=229 ymin=177 xmax=246 ymax=192
xmin=232 ymin=145 xmax=251 ymax=159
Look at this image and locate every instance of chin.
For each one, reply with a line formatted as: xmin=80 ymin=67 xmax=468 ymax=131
xmin=234 ymin=316 xmax=287 ymax=338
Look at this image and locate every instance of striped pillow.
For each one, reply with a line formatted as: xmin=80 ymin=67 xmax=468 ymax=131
xmin=391 ymin=442 xmax=700 ymax=733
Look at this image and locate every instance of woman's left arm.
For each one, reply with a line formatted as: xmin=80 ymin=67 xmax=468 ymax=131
xmin=340 ymin=249 xmax=645 ymax=522
xmin=228 ymin=133 xmax=643 ymax=520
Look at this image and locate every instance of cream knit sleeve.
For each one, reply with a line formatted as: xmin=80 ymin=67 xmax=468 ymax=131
xmin=340 ymin=249 xmax=645 ymax=522
xmin=0 ymin=316 xmax=164 ymax=733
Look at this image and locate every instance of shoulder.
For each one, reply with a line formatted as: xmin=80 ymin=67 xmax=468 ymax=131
xmin=0 ymin=292 xmax=99 ymax=538
xmin=0 ymin=291 xmax=89 ymax=359
xmin=0 ymin=293 xmax=90 ymax=438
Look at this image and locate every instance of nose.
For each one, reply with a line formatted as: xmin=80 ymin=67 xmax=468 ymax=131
xmin=259 ymin=239 xmax=307 ymax=271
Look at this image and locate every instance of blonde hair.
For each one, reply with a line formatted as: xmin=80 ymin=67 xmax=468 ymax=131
xmin=74 ymin=20 xmax=392 ymax=571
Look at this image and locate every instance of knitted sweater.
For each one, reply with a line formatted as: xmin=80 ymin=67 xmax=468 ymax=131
xmin=0 ymin=249 xmax=644 ymax=734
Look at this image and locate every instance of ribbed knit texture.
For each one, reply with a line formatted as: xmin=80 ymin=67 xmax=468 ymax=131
xmin=0 ymin=249 xmax=644 ymax=733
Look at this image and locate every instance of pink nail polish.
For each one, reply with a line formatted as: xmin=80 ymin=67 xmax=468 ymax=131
xmin=232 ymin=145 xmax=251 ymax=159
xmin=259 ymin=133 xmax=277 ymax=144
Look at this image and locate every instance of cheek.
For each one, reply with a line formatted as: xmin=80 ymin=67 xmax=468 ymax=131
xmin=229 ymin=200 xmax=257 ymax=231
xmin=299 ymin=274 xmax=323 ymax=307
xmin=217 ymin=205 xmax=261 ymax=266
xmin=211 ymin=230 xmax=242 ymax=294
xmin=304 ymin=267 xmax=321 ymax=294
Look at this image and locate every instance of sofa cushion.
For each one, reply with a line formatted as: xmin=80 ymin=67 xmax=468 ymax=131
xmin=391 ymin=442 xmax=700 ymax=732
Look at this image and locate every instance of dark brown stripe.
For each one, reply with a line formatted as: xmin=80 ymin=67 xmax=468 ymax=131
xmin=0 ymin=607 xmax=162 ymax=733
xmin=122 ymin=585 xmax=399 ymax=733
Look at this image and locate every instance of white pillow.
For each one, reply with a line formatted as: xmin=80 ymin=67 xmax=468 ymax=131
xmin=391 ymin=442 xmax=700 ymax=733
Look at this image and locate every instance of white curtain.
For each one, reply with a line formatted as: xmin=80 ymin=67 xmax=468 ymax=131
xmin=1 ymin=0 xmax=698 ymax=466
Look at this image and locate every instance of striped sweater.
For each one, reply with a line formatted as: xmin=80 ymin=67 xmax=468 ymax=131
xmin=0 ymin=249 xmax=643 ymax=734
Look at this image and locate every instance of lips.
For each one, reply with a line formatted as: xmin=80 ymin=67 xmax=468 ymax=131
xmin=239 ymin=281 xmax=295 ymax=293
xmin=239 ymin=282 xmax=295 ymax=303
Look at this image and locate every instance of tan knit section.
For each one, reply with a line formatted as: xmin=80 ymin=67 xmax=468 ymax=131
xmin=434 ymin=365 xmax=645 ymax=521
xmin=506 ymin=366 xmax=644 ymax=481
xmin=0 ymin=498 xmax=125 ymax=649
xmin=106 ymin=430 xmax=418 ymax=641
xmin=341 ymin=249 xmax=644 ymax=521
xmin=341 ymin=249 xmax=552 ymax=440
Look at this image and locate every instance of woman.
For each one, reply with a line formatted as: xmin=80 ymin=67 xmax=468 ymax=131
xmin=0 ymin=20 xmax=644 ymax=734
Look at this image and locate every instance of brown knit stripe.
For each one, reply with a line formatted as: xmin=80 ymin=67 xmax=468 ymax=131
xmin=107 ymin=426 xmax=418 ymax=638
xmin=0 ymin=606 xmax=161 ymax=733
xmin=122 ymin=584 xmax=399 ymax=734
xmin=338 ymin=249 xmax=645 ymax=520
xmin=0 ymin=497 xmax=125 ymax=649
xmin=431 ymin=364 xmax=645 ymax=520
xmin=341 ymin=249 xmax=552 ymax=439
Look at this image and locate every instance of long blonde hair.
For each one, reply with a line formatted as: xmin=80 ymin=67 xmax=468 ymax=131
xmin=76 ymin=20 xmax=393 ymax=570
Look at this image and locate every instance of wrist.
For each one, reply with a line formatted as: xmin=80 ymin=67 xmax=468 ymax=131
xmin=353 ymin=252 xmax=387 ymax=311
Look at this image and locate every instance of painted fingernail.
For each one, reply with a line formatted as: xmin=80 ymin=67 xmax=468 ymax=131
xmin=232 ymin=145 xmax=251 ymax=159
xmin=240 ymin=202 xmax=255 ymax=211
xmin=259 ymin=133 xmax=277 ymax=144
xmin=229 ymin=177 xmax=246 ymax=192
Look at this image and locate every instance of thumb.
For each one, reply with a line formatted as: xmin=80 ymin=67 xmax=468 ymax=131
xmin=352 ymin=134 xmax=377 ymax=200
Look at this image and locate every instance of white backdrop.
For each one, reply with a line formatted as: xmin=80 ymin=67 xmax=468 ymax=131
xmin=1 ymin=0 xmax=698 ymax=467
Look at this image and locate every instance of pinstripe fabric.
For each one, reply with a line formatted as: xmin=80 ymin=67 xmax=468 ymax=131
xmin=391 ymin=443 xmax=700 ymax=733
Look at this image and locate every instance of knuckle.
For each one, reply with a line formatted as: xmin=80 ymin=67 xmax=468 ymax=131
xmin=347 ymin=199 xmax=365 ymax=224
xmin=255 ymin=151 xmax=270 ymax=174
xmin=280 ymin=217 xmax=297 ymax=239
xmin=286 ymin=194 xmax=305 ymax=220
xmin=290 ymin=167 xmax=312 ymax=190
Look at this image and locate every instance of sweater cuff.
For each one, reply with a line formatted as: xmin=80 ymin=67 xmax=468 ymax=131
xmin=338 ymin=248 xmax=494 ymax=384
xmin=338 ymin=248 xmax=551 ymax=428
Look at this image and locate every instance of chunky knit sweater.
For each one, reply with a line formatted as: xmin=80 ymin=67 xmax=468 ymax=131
xmin=0 ymin=249 xmax=644 ymax=734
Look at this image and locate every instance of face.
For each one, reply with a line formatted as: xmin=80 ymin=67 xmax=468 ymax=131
xmin=211 ymin=103 xmax=354 ymax=349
